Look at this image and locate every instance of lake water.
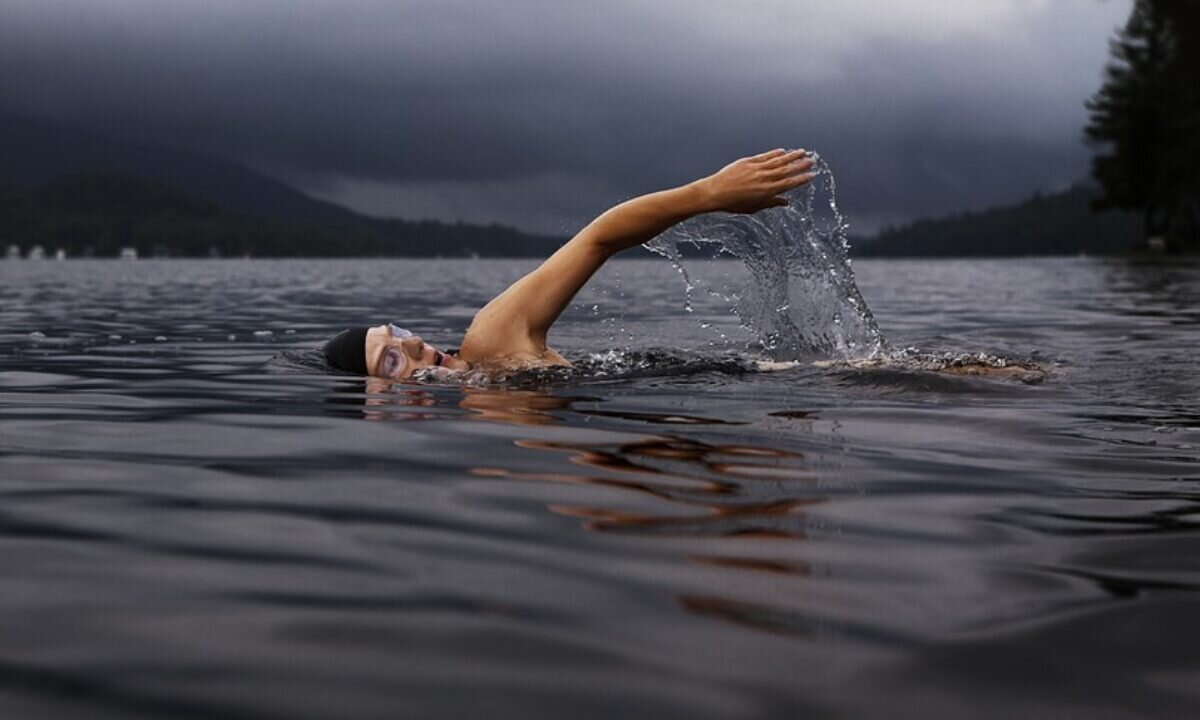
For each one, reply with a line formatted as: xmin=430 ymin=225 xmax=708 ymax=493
xmin=1 ymin=256 xmax=1198 ymax=719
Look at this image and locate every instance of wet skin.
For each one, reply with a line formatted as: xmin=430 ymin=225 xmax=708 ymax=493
xmin=364 ymin=325 xmax=471 ymax=380
xmin=359 ymin=149 xmax=817 ymax=380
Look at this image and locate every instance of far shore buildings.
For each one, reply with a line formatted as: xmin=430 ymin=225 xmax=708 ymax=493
xmin=3 ymin=244 xmax=70 ymax=260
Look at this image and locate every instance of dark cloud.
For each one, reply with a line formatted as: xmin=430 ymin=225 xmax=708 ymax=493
xmin=0 ymin=1 xmax=1131 ymax=233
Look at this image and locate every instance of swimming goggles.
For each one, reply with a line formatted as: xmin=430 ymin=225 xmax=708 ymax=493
xmin=379 ymin=323 xmax=414 ymax=378
xmin=381 ymin=323 xmax=450 ymax=378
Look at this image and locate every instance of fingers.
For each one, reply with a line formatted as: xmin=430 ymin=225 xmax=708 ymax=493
xmin=751 ymin=148 xmax=789 ymax=162
xmin=764 ymin=156 xmax=815 ymax=179
xmin=761 ymin=148 xmax=809 ymax=168
xmin=772 ymin=172 xmax=817 ymax=193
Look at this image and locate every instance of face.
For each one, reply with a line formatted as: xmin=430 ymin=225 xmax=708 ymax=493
xmin=365 ymin=324 xmax=469 ymax=379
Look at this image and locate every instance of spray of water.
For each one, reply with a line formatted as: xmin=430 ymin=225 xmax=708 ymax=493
xmin=294 ymin=153 xmax=1044 ymax=386
xmin=644 ymin=153 xmax=886 ymax=361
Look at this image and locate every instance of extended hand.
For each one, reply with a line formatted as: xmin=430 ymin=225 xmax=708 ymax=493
xmin=696 ymin=148 xmax=816 ymax=214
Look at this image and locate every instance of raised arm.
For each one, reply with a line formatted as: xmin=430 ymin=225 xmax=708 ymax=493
xmin=458 ymin=148 xmax=815 ymax=364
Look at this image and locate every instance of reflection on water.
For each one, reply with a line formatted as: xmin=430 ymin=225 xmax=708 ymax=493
xmin=365 ymin=383 xmax=828 ymax=540
xmin=1 ymin=257 xmax=1199 ymax=720
xmin=359 ymin=383 xmax=833 ymax=637
xmin=483 ymin=434 xmax=821 ymax=537
xmin=1097 ymin=258 xmax=1200 ymax=323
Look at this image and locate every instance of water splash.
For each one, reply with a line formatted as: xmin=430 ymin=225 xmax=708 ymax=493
xmin=644 ymin=153 xmax=885 ymax=361
xmin=412 ymin=348 xmax=753 ymax=387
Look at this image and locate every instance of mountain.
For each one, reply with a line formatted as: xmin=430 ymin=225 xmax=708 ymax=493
xmin=0 ymin=114 xmax=566 ymax=257
xmin=0 ymin=114 xmax=358 ymax=224
xmin=0 ymin=172 xmax=564 ymax=258
xmin=855 ymin=185 xmax=1143 ymax=257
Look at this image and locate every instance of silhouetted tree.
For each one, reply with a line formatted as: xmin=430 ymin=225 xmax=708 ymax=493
xmin=1086 ymin=0 xmax=1200 ymax=251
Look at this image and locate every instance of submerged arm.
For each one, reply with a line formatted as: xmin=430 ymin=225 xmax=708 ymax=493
xmin=460 ymin=149 xmax=815 ymax=359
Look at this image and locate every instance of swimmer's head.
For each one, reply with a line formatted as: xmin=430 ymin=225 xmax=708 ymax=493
xmin=323 ymin=327 xmax=369 ymax=375
xmin=324 ymin=323 xmax=468 ymax=379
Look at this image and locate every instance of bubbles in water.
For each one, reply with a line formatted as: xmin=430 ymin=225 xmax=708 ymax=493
xmin=644 ymin=152 xmax=886 ymax=361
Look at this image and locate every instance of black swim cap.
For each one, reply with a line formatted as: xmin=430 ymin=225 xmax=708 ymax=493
xmin=323 ymin=327 xmax=370 ymax=375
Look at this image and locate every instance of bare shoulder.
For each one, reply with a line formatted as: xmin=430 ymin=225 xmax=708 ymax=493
xmin=458 ymin=300 xmax=524 ymax=361
xmin=458 ymin=304 xmax=571 ymax=369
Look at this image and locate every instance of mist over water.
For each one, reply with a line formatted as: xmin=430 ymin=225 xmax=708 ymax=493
xmin=645 ymin=154 xmax=886 ymax=361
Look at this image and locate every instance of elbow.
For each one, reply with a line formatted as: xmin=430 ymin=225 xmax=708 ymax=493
xmin=572 ymin=224 xmax=623 ymax=260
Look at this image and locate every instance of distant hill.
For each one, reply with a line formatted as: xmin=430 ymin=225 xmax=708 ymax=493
xmin=0 ymin=114 xmax=358 ymax=224
xmin=0 ymin=114 xmax=566 ymax=257
xmin=855 ymin=185 xmax=1142 ymax=257
xmin=0 ymin=173 xmax=564 ymax=258
xmin=11 ymin=114 xmax=1146 ymax=260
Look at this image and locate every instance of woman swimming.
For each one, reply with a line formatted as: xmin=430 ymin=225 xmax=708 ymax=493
xmin=323 ymin=149 xmax=817 ymax=378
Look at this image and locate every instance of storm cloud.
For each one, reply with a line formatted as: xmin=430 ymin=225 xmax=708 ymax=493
xmin=0 ymin=0 xmax=1131 ymax=234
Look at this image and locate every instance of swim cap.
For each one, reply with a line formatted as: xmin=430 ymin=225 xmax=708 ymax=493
xmin=323 ymin=327 xmax=370 ymax=375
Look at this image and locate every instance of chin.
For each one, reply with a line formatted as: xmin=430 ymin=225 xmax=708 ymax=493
xmin=438 ymin=352 xmax=468 ymax=372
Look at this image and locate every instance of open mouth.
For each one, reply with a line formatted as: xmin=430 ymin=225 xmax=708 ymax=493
xmin=434 ymin=351 xmax=444 ymax=367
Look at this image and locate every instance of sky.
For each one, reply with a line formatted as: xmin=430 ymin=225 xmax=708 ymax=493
xmin=0 ymin=0 xmax=1133 ymax=235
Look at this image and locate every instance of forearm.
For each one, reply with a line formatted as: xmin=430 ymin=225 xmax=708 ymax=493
xmin=575 ymin=147 xmax=812 ymax=257
xmin=465 ymin=183 xmax=714 ymax=345
xmin=463 ymin=149 xmax=814 ymax=349
xmin=577 ymin=181 xmax=717 ymax=258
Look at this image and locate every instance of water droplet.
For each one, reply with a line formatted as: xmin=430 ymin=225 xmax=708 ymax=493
xmin=645 ymin=153 xmax=884 ymax=361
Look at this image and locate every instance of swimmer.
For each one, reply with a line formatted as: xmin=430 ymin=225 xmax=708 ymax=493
xmin=323 ymin=149 xmax=817 ymax=379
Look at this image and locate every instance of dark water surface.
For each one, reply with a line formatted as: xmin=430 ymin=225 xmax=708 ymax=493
xmin=1 ymin=257 xmax=1198 ymax=719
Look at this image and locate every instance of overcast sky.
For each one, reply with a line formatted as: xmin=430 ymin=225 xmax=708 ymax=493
xmin=1 ymin=0 xmax=1132 ymax=235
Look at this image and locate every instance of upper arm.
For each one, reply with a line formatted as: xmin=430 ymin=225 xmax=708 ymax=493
xmin=461 ymin=234 xmax=610 ymax=356
xmin=459 ymin=182 xmax=710 ymax=359
xmin=457 ymin=150 xmax=814 ymax=362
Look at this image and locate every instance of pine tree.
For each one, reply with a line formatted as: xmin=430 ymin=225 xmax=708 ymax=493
xmin=1086 ymin=0 xmax=1199 ymax=250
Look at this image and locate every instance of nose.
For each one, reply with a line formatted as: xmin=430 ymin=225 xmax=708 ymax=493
xmin=400 ymin=336 xmax=425 ymax=359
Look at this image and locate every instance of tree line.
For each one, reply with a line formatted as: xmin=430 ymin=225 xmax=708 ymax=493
xmin=1086 ymin=0 xmax=1199 ymax=252
xmin=855 ymin=185 xmax=1139 ymax=257
xmin=0 ymin=173 xmax=564 ymax=258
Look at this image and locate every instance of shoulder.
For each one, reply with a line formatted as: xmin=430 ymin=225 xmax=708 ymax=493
xmin=460 ymin=343 xmax=572 ymax=371
xmin=458 ymin=315 xmax=571 ymax=369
